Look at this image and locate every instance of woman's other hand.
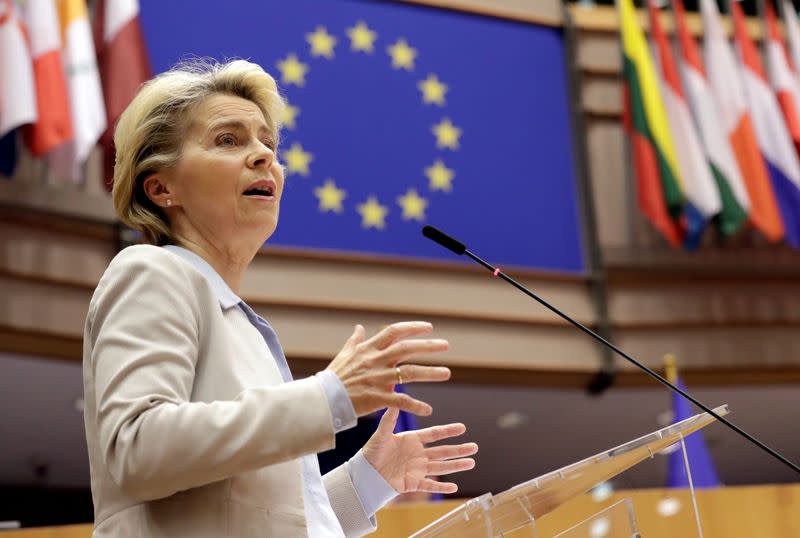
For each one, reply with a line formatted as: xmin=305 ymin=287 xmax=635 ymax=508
xmin=327 ymin=322 xmax=450 ymax=417
xmin=362 ymin=408 xmax=478 ymax=495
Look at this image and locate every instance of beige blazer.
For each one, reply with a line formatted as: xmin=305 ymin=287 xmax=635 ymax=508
xmin=83 ymin=245 xmax=375 ymax=537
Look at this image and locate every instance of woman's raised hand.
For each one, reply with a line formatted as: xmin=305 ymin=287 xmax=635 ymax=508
xmin=326 ymin=321 xmax=451 ymax=417
xmin=362 ymin=408 xmax=478 ymax=495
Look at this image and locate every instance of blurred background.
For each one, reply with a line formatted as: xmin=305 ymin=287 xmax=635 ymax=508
xmin=2 ymin=0 xmax=800 ymax=535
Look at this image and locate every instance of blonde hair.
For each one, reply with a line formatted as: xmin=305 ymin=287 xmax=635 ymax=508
xmin=112 ymin=59 xmax=285 ymax=245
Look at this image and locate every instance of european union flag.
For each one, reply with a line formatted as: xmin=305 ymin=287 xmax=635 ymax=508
xmin=141 ymin=0 xmax=585 ymax=272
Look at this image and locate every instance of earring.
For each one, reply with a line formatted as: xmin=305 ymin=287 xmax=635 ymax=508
xmin=166 ymin=199 xmax=172 ymax=207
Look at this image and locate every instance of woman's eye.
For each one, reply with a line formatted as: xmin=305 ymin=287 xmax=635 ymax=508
xmin=218 ymin=134 xmax=237 ymax=146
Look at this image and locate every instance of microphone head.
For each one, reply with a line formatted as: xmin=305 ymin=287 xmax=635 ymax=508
xmin=422 ymin=225 xmax=466 ymax=255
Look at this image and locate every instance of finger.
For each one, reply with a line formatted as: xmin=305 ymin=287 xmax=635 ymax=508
xmin=382 ymin=339 xmax=449 ymax=366
xmin=427 ymin=458 xmax=476 ymax=476
xmin=417 ymin=478 xmax=458 ymax=494
xmin=367 ymin=322 xmax=433 ymax=350
xmin=376 ymin=407 xmax=399 ymax=436
xmin=416 ymin=423 xmax=468 ymax=444
xmin=344 ymin=324 xmax=366 ymax=350
xmin=384 ymin=365 xmax=451 ymax=386
xmin=385 ymin=392 xmax=433 ymax=416
xmin=425 ymin=443 xmax=479 ymax=461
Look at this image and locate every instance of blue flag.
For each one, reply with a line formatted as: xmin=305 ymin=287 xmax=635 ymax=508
xmin=667 ymin=378 xmax=721 ymax=488
xmin=140 ymin=0 xmax=585 ymax=272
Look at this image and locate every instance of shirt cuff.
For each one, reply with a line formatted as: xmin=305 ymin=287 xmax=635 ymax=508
xmin=348 ymin=449 xmax=398 ymax=517
xmin=315 ymin=370 xmax=357 ymax=433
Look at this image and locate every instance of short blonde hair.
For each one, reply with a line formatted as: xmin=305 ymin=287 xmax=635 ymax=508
xmin=112 ymin=59 xmax=285 ymax=245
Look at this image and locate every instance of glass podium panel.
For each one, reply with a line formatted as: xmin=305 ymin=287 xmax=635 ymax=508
xmin=411 ymin=404 xmax=729 ymax=538
xmin=553 ymin=499 xmax=638 ymax=538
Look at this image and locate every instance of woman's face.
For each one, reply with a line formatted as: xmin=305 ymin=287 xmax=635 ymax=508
xmin=162 ymin=93 xmax=284 ymax=251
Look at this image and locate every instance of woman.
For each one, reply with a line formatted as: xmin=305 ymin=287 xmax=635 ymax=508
xmin=83 ymin=59 xmax=478 ymax=537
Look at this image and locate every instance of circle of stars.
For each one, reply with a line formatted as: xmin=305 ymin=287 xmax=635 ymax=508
xmin=275 ymin=20 xmax=462 ymax=230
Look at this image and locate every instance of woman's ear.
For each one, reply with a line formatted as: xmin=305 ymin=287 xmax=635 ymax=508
xmin=142 ymin=173 xmax=176 ymax=209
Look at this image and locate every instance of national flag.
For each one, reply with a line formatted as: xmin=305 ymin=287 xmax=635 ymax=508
xmin=94 ymin=0 xmax=151 ymax=191
xmin=782 ymin=0 xmax=800 ymax=95
xmin=664 ymin=356 xmax=721 ymax=488
xmin=671 ymin=0 xmax=749 ymax=237
xmin=768 ymin=0 xmax=800 ymax=156
xmin=22 ymin=0 xmax=73 ymax=156
xmin=731 ymin=0 xmax=800 ymax=247
xmin=50 ymin=0 xmax=106 ymax=181
xmin=0 ymin=0 xmax=37 ymax=138
xmin=618 ymin=0 xmax=684 ymax=247
xmin=647 ymin=0 xmax=720 ymax=249
xmin=700 ymin=0 xmax=785 ymax=242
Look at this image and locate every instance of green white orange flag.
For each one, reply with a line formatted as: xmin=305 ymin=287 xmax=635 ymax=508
xmin=617 ymin=0 xmax=684 ymax=246
xmin=671 ymin=0 xmax=749 ymax=237
xmin=50 ymin=0 xmax=106 ymax=181
xmin=700 ymin=0 xmax=784 ymax=242
xmin=647 ymin=0 xmax=720 ymax=249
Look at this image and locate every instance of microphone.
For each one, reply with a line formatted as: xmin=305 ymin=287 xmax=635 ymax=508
xmin=422 ymin=225 xmax=800 ymax=475
xmin=422 ymin=225 xmax=466 ymax=255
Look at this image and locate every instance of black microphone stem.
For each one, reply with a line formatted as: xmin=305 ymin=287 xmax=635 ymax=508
xmin=461 ymin=247 xmax=800 ymax=475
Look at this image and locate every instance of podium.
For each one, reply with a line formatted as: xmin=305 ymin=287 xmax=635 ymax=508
xmin=411 ymin=404 xmax=729 ymax=537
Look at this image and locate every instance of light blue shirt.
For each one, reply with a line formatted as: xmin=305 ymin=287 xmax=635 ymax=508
xmin=163 ymin=246 xmax=397 ymax=536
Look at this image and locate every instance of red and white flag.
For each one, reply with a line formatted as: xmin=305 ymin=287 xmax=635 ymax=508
xmin=0 ymin=0 xmax=37 ymax=138
xmin=765 ymin=0 xmax=800 ymax=154
xmin=94 ymin=0 xmax=151 ymax=190
xmin=781 ymin=0 xmax=800 ymax=132
xmin=647 ymin=0 xmax=721 ymax=248
xmin=22 ymin=0 xmax=73 ymax=156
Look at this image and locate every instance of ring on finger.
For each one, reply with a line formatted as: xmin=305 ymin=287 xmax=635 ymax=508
xmin=396 ymin=366 xmax=404 ymax=385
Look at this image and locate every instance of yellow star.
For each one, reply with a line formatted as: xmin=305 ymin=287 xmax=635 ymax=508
xmin=314 ymin=179 xmax=347 ymax=213
xmin=276 ymin=54 xmax=309 ymax=86
xmin=281 ymin=100 xmax=300 ymax=130
xmin=397 ymin=189 xmax=428 ymax=221
xmin=387 ymin=38 xmax=417 ymax=71
xmin=418 ymin=74 xmax=448 ymax=106
xmin=425 ymin=159 xmax=455 ymax=192
xmin=282 ymin=143 xmax=313 ymax=176
xmin=347 ymin=21 xmax=377 ymax=53
xmin=306 ymin=26 xmax=337 ymax=59
xmin=432 ymin=118 xmax=462 ymax=150
xmin=357 ymin=196 xmax=389 ymax=229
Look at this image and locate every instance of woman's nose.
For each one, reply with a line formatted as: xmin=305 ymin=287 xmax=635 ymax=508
xmin=249 ymin=144 xmax=275 ymax=169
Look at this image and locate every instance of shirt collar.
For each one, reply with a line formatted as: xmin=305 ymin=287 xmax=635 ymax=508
xmin=162 ymin=245 xmax=241 ymax=310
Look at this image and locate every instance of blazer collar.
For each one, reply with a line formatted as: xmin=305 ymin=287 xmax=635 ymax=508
xmin=162 ymin=245 xmax=241 ymax=310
